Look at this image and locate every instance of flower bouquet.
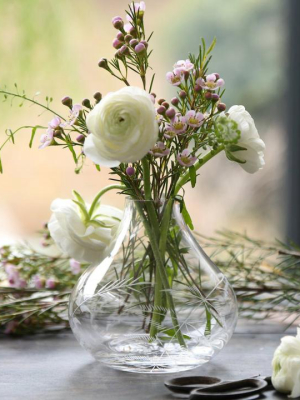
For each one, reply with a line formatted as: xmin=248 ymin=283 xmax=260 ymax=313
xmin=0 ymin=2 xmax=265 ymax=373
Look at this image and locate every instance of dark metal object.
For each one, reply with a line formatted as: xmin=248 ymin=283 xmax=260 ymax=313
xmin=165 ymin=376 xmax=270 ymax=399
xmin=189 ymin=378 xmax=268 ymax=399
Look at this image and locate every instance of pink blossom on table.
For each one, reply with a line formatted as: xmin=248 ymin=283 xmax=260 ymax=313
xmin=5 ymin=264 xmax=26 ymax=288
xmin=185 ymin=110 xmax=204 ymax=128
xmin=177 ymin=149 xmax=197 ymax=167
xmin=173 ymin=59 xmax=194 ymax=74
xmin=70 ymin=258 xmax=81 ymax=275
xmin=33 ymin=275 xmax=45 ymax=289
xmin=61 ymin=104 xmax=82 ymax=127
xmin=149 ymin=142 xmax=170 ymax=157
xmin=46 ymin=278 xmax=56 ymax=289
xmin=4 ymin=321 xmax=19 ymax=335
xmin=166 ymin=70 xmax=184 ymax=86
xmin=196 ymin=73 xmax=225 ymax=91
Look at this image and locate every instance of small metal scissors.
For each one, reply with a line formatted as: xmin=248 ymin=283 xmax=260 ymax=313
xmin=164 ymin=375 xmax=272 ymax=399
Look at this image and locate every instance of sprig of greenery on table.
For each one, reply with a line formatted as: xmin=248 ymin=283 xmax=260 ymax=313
xmin=1 ymin=231 xmax=300 ymax=335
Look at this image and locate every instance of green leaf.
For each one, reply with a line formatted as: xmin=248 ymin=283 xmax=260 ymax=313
xmin=0 ymin=155 xmax=3 ymax=173
xmin=225 ymin=150 xmax=246 ymax=164
xmin=189 ymin=165 xmax=196 ymax=188
xmin=95 ymin=164 xmax=101 ymax=172
xmin=72 ymin=190 xmax=85 ymax=206
xmin=204 ymin=306 xmax=212 ymax=336
xmin=226 ymin=144 xmax=247 ymax=153
xmin=29 ymin=126 xmax=38 ymax=148
xmin=162 ymin=328 xmax=191 ymax=340
xmin=72 ymin=200 xmax=89 ymax=222
xmin=182 ymin=202 xmax=194 ymax=230
xmin=206 ymin=37 xmax=217 ymax=55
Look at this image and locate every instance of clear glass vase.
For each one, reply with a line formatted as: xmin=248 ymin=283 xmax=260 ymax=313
xmin=69 ymin=199 xmax=238 ymax=373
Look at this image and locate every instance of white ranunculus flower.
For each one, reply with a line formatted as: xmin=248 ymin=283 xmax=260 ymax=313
xmin=272 ymin=328 xmax=300 ymax=399
xmin=84 ymin=86 xmax=159 ymax=167
xmin=48 ymin=199 xmax=123 ymax=265
xmin=227 ymin=105 xmax=265 ymax=174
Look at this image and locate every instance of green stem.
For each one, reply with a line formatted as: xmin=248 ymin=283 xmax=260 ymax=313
xmin=174 ymin=145 xmax=225 ymax=195
xmin=88 ymin=184 xmax=125 ymax=218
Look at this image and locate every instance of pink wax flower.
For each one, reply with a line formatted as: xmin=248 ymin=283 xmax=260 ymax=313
xmin=112 ymin=16 xmax=124 ymax=29
xmin=185 ymin=110 xmax=204 ymax=127
xmin=166 ymin=70 xmax=184 ymax=86
xmin=196 ymin=73 xmax=225 ymax=91
xmin=61 ymin=104 xmax=82 ymax=127
xmin=46 ymin=278 xmax=56 ymax=289
xmin=177 ymin=149 xmax=197 ymax=167
xmin=173 ymin=59 xmax=194 ymax=74
xmin=149 ymin=142 xmax=170 ymax=157
xmin=33 ymin=275 xmax=45 ymax=289
xmin=70 ymin=258 xmax=81 ymax=275
xmin=39 ymin=128 xmax=54 ymax=149
xmin=164 ymin=114 xmax=187 ymax=138
xmin=48 ymin=116 xmax=61 ymax=129
xmin=5 ymin=264 xmax=26 ymax=288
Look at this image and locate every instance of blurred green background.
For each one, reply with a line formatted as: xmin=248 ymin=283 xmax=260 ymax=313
xmin=0 ymin=0 xmax=286 ymax=242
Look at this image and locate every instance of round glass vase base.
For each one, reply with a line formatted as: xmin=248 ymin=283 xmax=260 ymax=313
xmin=89 ymin=336 xmax=218 ymax=374
xmin=75 ymin=334 xmax=226 ymax=374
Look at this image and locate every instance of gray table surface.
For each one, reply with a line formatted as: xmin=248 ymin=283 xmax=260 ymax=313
xmin=0 ymin=322 xmax=296 ymax=400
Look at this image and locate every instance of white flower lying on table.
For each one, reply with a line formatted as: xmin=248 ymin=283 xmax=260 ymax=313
xmin=272 ymin=328 xmax=300 ymax=399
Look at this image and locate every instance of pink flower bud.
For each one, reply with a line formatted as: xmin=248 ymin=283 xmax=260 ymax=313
xmin=129 ymin=39 xmax=139 ymax=47
xmin=179 ymin=91 xmax=187 ymax=99
xmin=113 ymin=38 xmax=123 ymax=49
xmin=157 ymin=106 xmax=166 ymax=115
xmin=205 ymin=92 xmax=212 ymax=100
xmin=93 ymin=92 xmax=102 ymax=103
xmin=76 ymin=134 xmax=85 ymax=143
xmin=112 ymin=16 xmax=124 ymax=30
xmin=211 ymin=93 xmax=219 ymax=102
xmin=217 ymin=103 xmax=226 ymax=112
xmin=140 ymin=40 xmax=148 ymax=48
xmin=126 ymin=166 xmax=135 ymax=176
xmin=124 ymin=34 xmax=133 ymax=43
xmin=171 ymin=97 xmax=179 ymax=106
xmin=162 ymin=101 xmax=169 ymax=109
xmin=61 ymin=96 xmax=72 ymax=109
xmin=70 ymin=259 xmax=81 ymax=275
xmin=116 ymin=32 xmax=124 ymax=41
xmin=135 ymin=43 xmax=146 ymax=54
xmin=166 ymin=108 xmax=176 ymax=118
xmin=98 ymin=58 xmax=109 ymax=69
xmin=46 ymin=278 xmax=56 ymax=289
xmin=119 ymin=45 xmax=130 ymax=56
xmin=194 ymin=84 xmax=202 ymax=93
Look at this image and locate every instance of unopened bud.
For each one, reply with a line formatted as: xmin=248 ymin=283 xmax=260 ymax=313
xmin=135 ymin=43 xmax=146 ymax=54
xmin=140 ymin=40 xmax=148 ymax=48
xmin=82 ymin=98 xmax=91 ymax=109
xmin=211 ymin=93 xmax=219 ymax=102
xmin=61 ymin=96 xmax=73 ymax=109
xmin=158 ymin=98 xmax=165 ymax=105
xmin=112 ymin=38 xmax=123 ymax=49
xmin=129 ymin=26 xmax=137 ymax=37
xmin=119 ymin=45 xmax=130 ymax=56
xmin=116 ymin=32 xmax=124 ymax=41
xmin=76 ymin=134 xmax=85 ymax=143
xmin=183 ymin=71 xmax=190 ymax=80
xmin=214 ymin=73 xmax=220 ymax=79
xmin=162 ymin=101 xmax=169 ymax=109
xmin=93 ymin=92 xmax=102 ymax=103
xmin=171 ymin=97 xmax=179 ymax=106
xmin=205 ymin=92 xmax=212 ymax=100
xmin=98 ymin=58 xmax=109 ymax=69
xmin=129 ymin=38 xmax=139 ymax=47
xmin=124 ymin=34 xmax=133 ymax=43
xmin=166 ymin=108 xmax=175 ymax=118
xmin=157 ymin=106 xmax=166 ymax=115
xmin=151 ymin=93 xmax=156 ymax=98
xmin=112 ymin=16 xmax=124 ymax=30
xmin=126 ymin=166 xmax=135 ymax=176
xmin=217 ymin=103 xmax=226 ymax=112
xmin=179 ymin=90 xmax=187 ymax=99
xmin=194 ymin=84 xmax=202 ymax=93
